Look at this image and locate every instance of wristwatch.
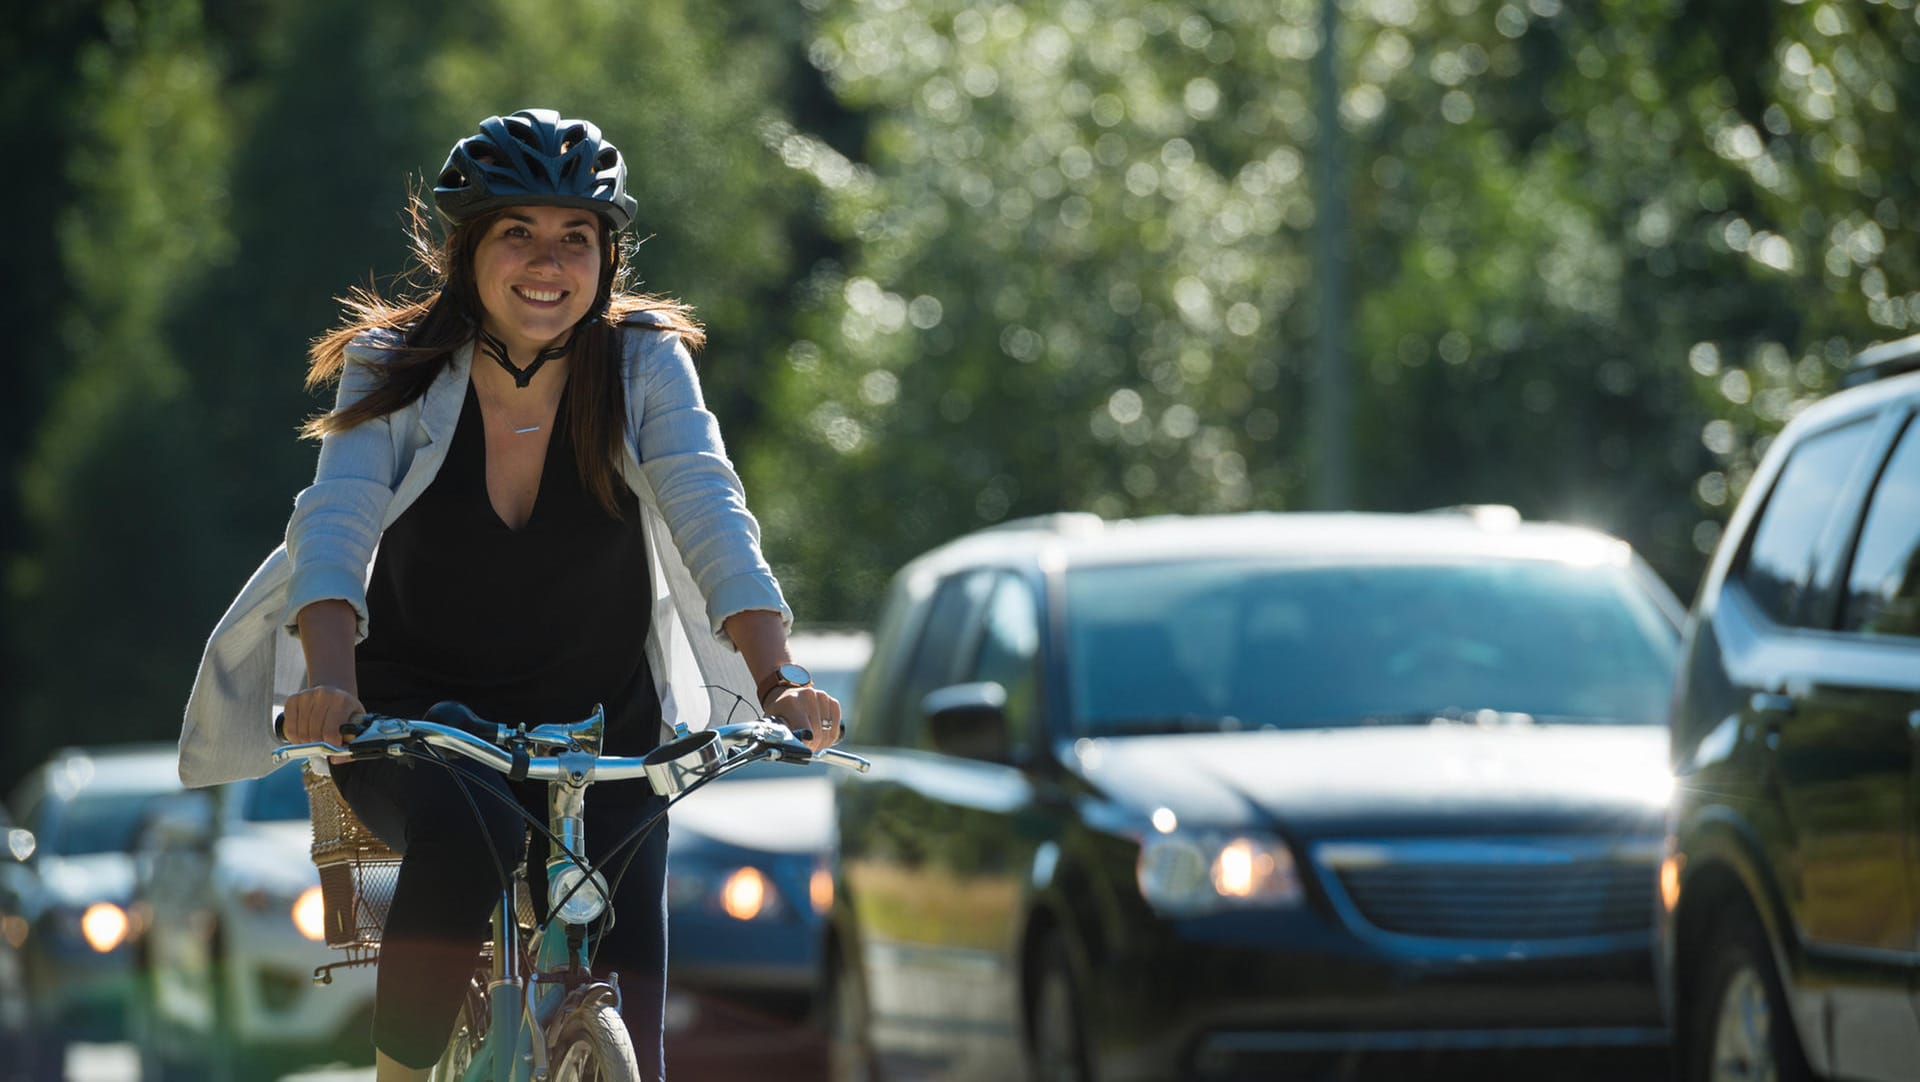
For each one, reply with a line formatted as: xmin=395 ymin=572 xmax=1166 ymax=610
xmin=757 ymin=662 xmax=813 ymax=705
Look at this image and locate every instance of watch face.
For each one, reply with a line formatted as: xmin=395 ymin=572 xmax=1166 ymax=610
xmin=778 ymin=662 xmax=813 ymax=687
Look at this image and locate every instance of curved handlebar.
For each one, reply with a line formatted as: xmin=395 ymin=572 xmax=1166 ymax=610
xmin=271 ymin=708 xmax=871 ymax=790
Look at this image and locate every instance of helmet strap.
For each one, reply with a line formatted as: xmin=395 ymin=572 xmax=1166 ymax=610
xmin=477 ymin=326 xmax=577 ymax=389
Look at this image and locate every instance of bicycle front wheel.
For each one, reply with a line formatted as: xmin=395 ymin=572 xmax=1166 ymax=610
xmin=549 ymin=1002 xmax=640 ymax=1082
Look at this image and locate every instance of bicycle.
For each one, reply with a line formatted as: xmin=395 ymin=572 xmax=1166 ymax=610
xmin=273 ymin=701 xmax=870 ymax=1082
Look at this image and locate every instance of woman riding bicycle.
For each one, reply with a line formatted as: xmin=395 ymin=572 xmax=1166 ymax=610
xmin=180 ymin=108 xmax=842 ymax=1081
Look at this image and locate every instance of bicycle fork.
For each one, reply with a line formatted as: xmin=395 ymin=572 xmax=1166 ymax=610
xmin=483 ymin=757 xmax=602 ymax=1082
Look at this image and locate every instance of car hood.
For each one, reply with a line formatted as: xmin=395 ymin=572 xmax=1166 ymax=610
xmin=37 ymin=853 xmax=137 ymax=906
xmin=669 ymin=775 xmax=831 ymax=856
xmin=215 ymin=820 xmax=321 ymax=893
xmin=1072 ymin=724 xmax=1671 ymax=838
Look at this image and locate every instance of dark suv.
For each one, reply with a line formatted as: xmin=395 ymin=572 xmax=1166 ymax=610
xmin=1663 ymin=335 xmax=1920 ymax=1082
xmin=827 ymin=509 xmax=1684 ymax=1081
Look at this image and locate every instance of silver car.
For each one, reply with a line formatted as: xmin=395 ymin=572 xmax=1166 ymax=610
xmin=132 ymin=760 xmax=376 ymax=1080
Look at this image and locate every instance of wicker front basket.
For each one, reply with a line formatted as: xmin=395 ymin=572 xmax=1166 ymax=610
xmin=303 ymin=765 xmax=402 ymax=954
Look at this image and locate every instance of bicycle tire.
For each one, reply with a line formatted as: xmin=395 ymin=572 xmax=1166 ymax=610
xmin=548 ymin=1002 xmax=641 ymax=1082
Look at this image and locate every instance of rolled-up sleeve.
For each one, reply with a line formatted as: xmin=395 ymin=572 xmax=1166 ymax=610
xmin=281 ymin=337 xmax=402 ymax=640
xmin=631 ymin=328 xmax=791 ymax=636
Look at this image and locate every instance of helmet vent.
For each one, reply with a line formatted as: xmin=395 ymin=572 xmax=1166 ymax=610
xmin=505 ymin=116 xmax=540 ymax=149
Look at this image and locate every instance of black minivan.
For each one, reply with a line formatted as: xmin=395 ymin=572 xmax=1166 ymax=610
xmin=1662 ymin=335 xmax=1920 ymax=1082
xmin=828 ymin=509 xmax=1684 ymax=1081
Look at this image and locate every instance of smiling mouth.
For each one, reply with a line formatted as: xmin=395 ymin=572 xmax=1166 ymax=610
xmin=514 ymin=286 xmax=566 ymax=304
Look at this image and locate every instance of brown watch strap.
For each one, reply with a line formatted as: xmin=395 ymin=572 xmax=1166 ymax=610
xmin=757 ymin=672 xmax=798 ymax=704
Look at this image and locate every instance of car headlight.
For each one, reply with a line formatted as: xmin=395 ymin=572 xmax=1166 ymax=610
xmin=1136 ymin=831 xmax=1303 ymax=917
xmin=291 ymin=886 xmax=327 ymax=942
xmin=80 ymin=903 xmax=129 ymax=953
xmin=668 ymin=860 xmax=791 ymax=922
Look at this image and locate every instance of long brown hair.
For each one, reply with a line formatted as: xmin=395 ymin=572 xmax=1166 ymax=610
xmin=302 ymin=192 xmax=705 ymax=518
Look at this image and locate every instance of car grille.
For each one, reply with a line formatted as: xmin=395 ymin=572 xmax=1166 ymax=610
xmin=1315 ymin=839 xmax=1658 ymax=942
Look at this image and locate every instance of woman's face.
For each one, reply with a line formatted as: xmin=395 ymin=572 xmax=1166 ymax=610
xmin=470 ymin=204 xmax=604 ymax=357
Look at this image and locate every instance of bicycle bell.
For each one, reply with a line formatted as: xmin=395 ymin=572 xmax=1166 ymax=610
xmin=642 ymin=728 xmax=724 ymax=797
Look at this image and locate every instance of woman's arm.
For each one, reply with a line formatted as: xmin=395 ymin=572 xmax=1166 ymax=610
xmin=281 ymin=337 xmax=404 ymax=748
xmin=723 ymin=609 xmax=843 ymax=750
xmin=283 ymin=339 xmax=405 ymax=641
xmin=630 ymin=329 xmax=794 ymax=633
xmin=282 ymin=599 xmax=364 ymax=748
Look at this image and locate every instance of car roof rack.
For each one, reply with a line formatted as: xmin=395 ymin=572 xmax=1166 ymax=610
xmin=1843 ymin=333 xmax=1920 ymax=388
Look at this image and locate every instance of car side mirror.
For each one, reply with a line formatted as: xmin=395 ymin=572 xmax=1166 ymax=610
xmin=923 ymin=682 xmax=1013 ymax=763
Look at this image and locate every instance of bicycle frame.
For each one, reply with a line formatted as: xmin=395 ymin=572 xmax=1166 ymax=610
xmin=461 ymin=749 xmax=618 ymax=1082
xmin=276 ymin=704 xmax=868 ymax=1082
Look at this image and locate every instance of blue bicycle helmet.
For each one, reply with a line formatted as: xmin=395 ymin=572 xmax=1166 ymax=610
xmin=433 ymin=109 xmax=638 ymax=231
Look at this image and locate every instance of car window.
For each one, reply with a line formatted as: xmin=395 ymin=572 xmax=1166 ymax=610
xmin=46 ymin=791 xmax=177 ymax=856
xmin=1065 ymin=559 xmax=1678 ymax=734
xmin=964 ymin=574 xmax=1042 ymax=748
xmin=1739 ymin=419 xmax=1878 ymax=627
xmin=1838 ymin=416 xmax=1920 ymax=638
xmin=243 ymin=762 xmax=313 ymax=822
xmin=889 ymin=570 xmax=996 ymax=749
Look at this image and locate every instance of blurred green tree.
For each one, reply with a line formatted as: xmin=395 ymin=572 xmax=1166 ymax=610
xmin=10 ymin=0 xmax=1920 ymax=788
xmin=9 ymin=0 xmax=239 ymax=784
xmin=6 ymin=0 xmax=820 ymax=785
xmin=748 ymin=0 xmax=1920 ymax=625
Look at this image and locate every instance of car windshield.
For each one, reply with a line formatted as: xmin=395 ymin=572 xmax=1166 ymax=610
xmin=1065 ymin=558 xmax=1678 ymax=736
xmin=243 ymin=762 xmax=312 ymax=822
xmin=48 ymin=791 xmax=176 ymax=856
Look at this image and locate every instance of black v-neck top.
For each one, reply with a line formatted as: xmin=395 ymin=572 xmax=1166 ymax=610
xmin=355 ymin=382 xmax=661 ymax=753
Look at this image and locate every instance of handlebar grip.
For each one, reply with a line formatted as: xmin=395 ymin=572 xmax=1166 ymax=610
xmin=274 ymin=712 xmax=366 ymax=744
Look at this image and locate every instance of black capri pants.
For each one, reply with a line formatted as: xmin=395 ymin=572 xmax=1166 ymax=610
xmin=331 ymin=753 xmax=670 ymax=1077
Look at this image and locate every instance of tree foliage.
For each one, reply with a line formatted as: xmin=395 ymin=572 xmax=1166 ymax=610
xmin=8 ymin=0 xmax=1920 ymax=789
xmin=747 ymin=0 xmax=1920 ymax=624
xmin=4 ymin=0 xmax=816 ymax=786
